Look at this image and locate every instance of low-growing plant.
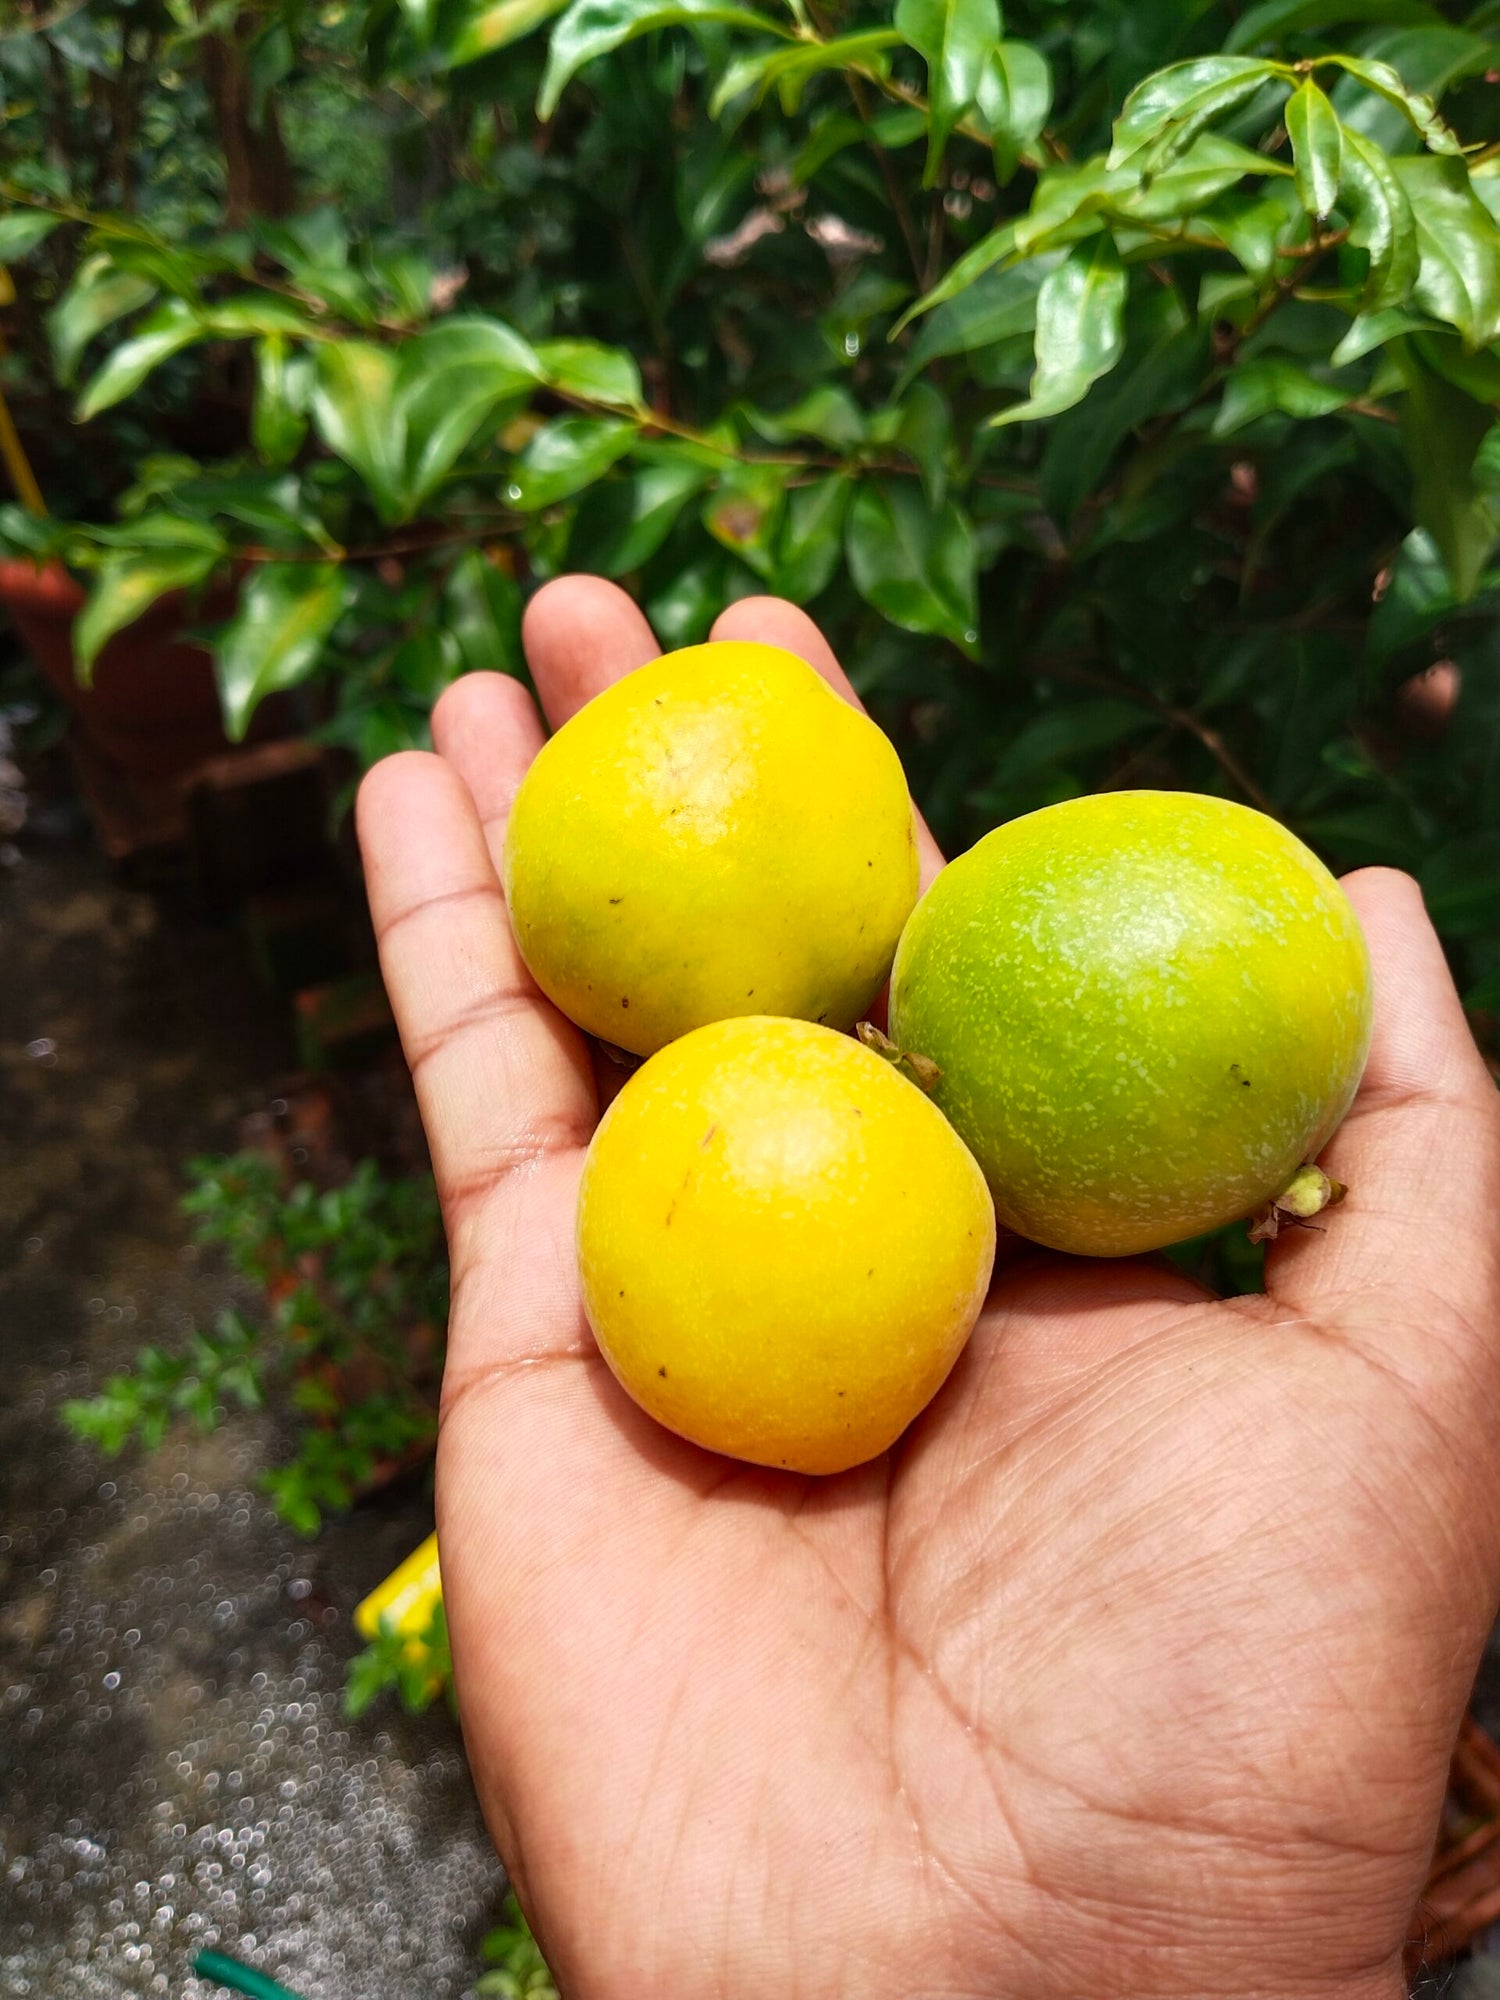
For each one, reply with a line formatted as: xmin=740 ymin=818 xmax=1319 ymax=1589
xmin=62 ymin=1151 xmax=448 ymax=1535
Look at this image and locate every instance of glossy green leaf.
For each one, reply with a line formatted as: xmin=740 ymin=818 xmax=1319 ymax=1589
xmin=49 ymin=256 xmax=158 ymax=385
xmin=1108 ymin=56 xmax=1283 ymax=172
xmin=1225 ymin=0 xmax=1442 ymax=53
xmin=975 ymin=39 xmax=1052 ymax=179
xmin=744 ymin=384 xmax=865 ymax=448
xmin=846 ymin=480 xmax=978 ymax=650
xmin=894 ymin=0 xmax=1003 ymax=186
xmin=893 ymin=379 xmax=953 ymax=505
xmin=712 ymin=31 xmax=903 ymax=117
xmin=0 ymin=212 xmax=60 ymax=263
xmin=538 ymin=0 xmax=786 ymax=120
xmin=312 ymin=342 xmax=405 ymax=521
xmin=1329 ymin=305 xmax=1441 ymax=366
xmin=1331 ymin=28 xmax=1494 ymax=154
xmin=535 ymin=337 xmax=643 ymax=410
xmin=444 ymin=547 xmax=524 ymax=675
xmin=570 ymin=457 xmax=710 ymax=574
xmin=74 ymin=543 xmax=222 ymax=682
xmin=1420 ymin=832 xmax=1500 ymax=939
xmin=994 ymin=698 xmax=1154 ymax=783
xmin=1322 ymin=53 xmax=1461 ymax=154
xmin=770 ymin=474 xmax=850 ymax=602
xmin=444 ymin=0 xmax=571 ymax=64
xmin=1040 ymin=319 xmax=1209 ymax=519
xmin=213 ymin=563 xmax=351 ymax=741
xmin=75 ymin=298 xmax=205 ymax=419
xmin=507 ymin=415 xmax=637 ymax=509
xmin=203 ymin=293 xmax=317 ymax=338
xmin=990 ymin=234 xmax=1127 ymax=429
xmin=1198 ymin=185 xmax=1297 ymax=281
xmin=1112 ymin=132 xmax=1287 ymax=226
xmin=1286 ymin=79 xmax=1342 ymax=218
xmin=899 ymin=255 xmax=1053 ymax=382
xmin=1398 ymin=344 xmax=1499 ymax=600
xmin=252 ymin=335 xmax=313 ymax=468
xmin=1340 ymin=126 xmax=1419 ymax=312
xmin=397 ymin=317 xmax=542 ymax=510
xmin=1212 ymin=356 xmax=1352 ymax=433
xmin=1394 ymin=155 xmax=1500 ymax=350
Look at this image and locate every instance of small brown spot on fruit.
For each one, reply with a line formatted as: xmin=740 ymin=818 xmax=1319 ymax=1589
xmin=608 ymin=896 xmax=623 ymax=905
xmin=621 ymin=997 xmax=630 ymax=1008
xmin=658 ymin=1366 xmax=667 ymax=1378
xmin=699 ymin=1123 xmax=718 ymax=1149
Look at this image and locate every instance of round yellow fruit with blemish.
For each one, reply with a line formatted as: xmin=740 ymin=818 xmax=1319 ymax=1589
xmin=575 ymin=1017 xmax=996 ymax=1474
xmin=502 ymin=641 xmax=919 ymax=1057
xmin=888 ymin=791 xmax=1374 ymax=1258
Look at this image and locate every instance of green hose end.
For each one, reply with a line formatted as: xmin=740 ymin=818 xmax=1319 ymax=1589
xmin=192 ymin=1948 xmax=310 ymax=2000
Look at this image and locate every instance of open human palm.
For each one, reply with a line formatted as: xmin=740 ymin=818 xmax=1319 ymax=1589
xmin=358 ymin=580 xmax=1500 ymax=2000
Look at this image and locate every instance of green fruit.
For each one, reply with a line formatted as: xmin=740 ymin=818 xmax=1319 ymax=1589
xmin=887 ymin=792 xmax=1373 ymax=1257
xmin=576 ymin=1017 xmax=995 ymax=1474
xmin=503 ymin=640 xmax=919 ymax=1058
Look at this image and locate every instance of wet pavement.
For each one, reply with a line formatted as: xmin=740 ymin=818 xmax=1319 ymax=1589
xmin=0 ymin=795 xmax=505 ymax=1999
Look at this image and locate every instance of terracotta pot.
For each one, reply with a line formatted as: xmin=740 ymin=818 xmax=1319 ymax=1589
xmin=0 ymin=556 xmax=245 ymax=782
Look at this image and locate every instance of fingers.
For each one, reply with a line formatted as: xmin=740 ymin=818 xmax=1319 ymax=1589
xmin=431 ymin=668 xmax=546 ymax=835
xmin=711 ymin=596 xmax=947 ymax=886
xmin=1265 ymin=869 xmax=1500 ymax=1328
xmin=356 ymin=751 xmax=597 ymax=1380
xmin=521 ymin=574 xmax=660 ymax=730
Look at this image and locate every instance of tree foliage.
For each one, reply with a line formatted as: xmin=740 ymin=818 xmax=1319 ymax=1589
xmin=2 ymin=0 xmax=1499 ymax=1037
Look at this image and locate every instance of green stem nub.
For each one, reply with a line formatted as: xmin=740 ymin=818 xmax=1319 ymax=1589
xmin=1248 ymin=1163 xmax=1348 ymax=1244
xmin=856 ymin=1021 xmax=942 ymax=1094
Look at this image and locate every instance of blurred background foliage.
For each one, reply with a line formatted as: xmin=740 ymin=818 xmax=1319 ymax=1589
xmin=2 ymin=0 xmax=1498 ymax=1049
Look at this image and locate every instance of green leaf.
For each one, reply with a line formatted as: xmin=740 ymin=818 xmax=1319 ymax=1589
xmin=1040 ymin=318 xmax=1209 ymax=520
xmin=1340 ymin=126 xmax=1419 ymax=312
xmin=507 ymin=415 xmax=637 ymax=509
xmin=570 ymin=457 xmax=709 ymax=574
xmin=1329 ymin=305 xmax=1441 ymax=365
xmin=75 ymin=298 xmax=206 ymax=419
xmin=1111 ymin=132 xmax=1288 ymax=226
xmin=992 ymin=698 xmax=1154 ymax=785
xmin=1199 ymin=186 xmax=1297 ymax=282
xmin=702 ymin=460 xmax=785 ymax=578
xmin=444 ymin=0 xmax=570 ymax=64
xmin=397 ymin=317 xmax=542 ymax=511
xmin=898 ymin=255 xmax=1053 ymax=383
xmin=203 ymin=293 xmax=316 ymax=338
xmin=743 ymin=384 xmax=865 ymax=448
xmin=975 ymin=39 xmax=1051 ymax=180
xmin=1286 ymin=79 xmax=1342 ymax=219
xmin=846 ymin=479 xmax=977 ymax=650
xmin=534 ymin=337 xmax=643 ymax=410
xmin=312 ymin=342 xmax=405 ymax=522
xmin=1397 ymin=343 xmax=1499 ymax=600
xmin=212 ymin=563 xmax=351 ymax=741
xmin=0 ymin=212 xmax=60 ymax=263
xmin=894 ymin=0 xmax=1003 ymax=186
xmin=74 ymin=543 xmax=222 ymax=682
xmin=1225 ymin=0 xmax=1443 ymax=53
xmin=1420 ymin=832 xmax=1500 ymax=939
xmin=712 ymin=32 xmax=903 ymax=118
xmin=538 ymin=0 xmax=786 ymax=120
xmin=1212 ymin=356 xmax=1353 ymax=434
xmin=253 ymin=335 xmax=313 ymax=467
xmin=989 ymin=234 xmax=1127 ymax=429
xmin=1108 ymin=56 xmax=1283 ymax=173
xmin=769 ymin=474 xmax=849 ymax=602
xmin=895 ymin=220 xmax=1021 ymax=332
xmin=1393 ymin=155 xmax=1500 ymax=350
xmin=1330 ymin=27 xmax=1494 ymax=154
xmin=1321 ymin=53 xmax=1462 ymax=154
xmin=50 ymin=256 xmax=158 ymax=386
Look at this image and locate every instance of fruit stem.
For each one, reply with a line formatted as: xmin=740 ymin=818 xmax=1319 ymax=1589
xmin=1248 ymin=1163 xmax=1348 ymax=1244
xmin=856 ymin=1021 xmax=942 ymax=1094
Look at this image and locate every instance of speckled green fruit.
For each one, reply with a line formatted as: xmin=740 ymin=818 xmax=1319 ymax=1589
xmin=576 ymin=1017 xmax=996 ymax=1474
xmin=502 ymin=641 xmax=919 ymax=1057
xmin=887 ymin=792 xmax=1373 ymax=1258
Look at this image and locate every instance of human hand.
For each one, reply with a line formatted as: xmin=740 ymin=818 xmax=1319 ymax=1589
xmin=357 ymin=580 xmax=1500 ymax=2000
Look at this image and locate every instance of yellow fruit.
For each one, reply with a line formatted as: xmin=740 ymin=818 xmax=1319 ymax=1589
xmin=576 ymin=1017 xmax=995 ymax=1474
xmin=888 ymin=791 xmax=1373 ymax=1258
xmin=502 ymin=641 xmax=919 ymax=1057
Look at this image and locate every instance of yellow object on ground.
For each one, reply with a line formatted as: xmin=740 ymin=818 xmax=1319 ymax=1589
xmin=354 ymin=1532 xmax=442 ymax=1643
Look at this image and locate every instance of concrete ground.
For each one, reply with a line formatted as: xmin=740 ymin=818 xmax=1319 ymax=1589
xmin=0 ymin=789 xmax=505 ymax=1999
